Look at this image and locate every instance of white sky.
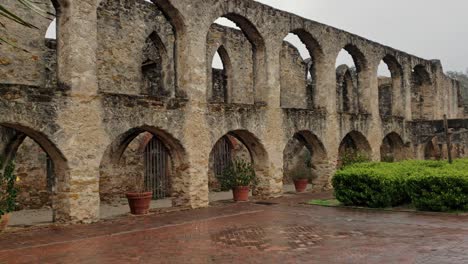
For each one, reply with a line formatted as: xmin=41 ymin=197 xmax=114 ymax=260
xmin=47 ymin=0 xmax=468 ymax=74
xmin=255 ymin=0 xmax=468 ymax=73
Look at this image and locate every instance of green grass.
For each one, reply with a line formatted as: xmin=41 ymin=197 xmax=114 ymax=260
xmin=308 ymin=199 xmax=341 ymax=207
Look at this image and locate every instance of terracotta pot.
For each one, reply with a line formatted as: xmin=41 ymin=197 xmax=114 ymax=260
xmin=232 ymin=186 xmax=250 ymax=202
xmin=0 ymin=213 xmax=10 ymax=232
xmin=126 ymin=192 xmax=153 ymax=215
xmin=294 ymin=179 xmax=308 ymax=193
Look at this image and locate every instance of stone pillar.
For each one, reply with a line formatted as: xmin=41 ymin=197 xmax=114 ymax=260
xmin=367 ymin=60 xmax=383 ymax=161
xmin=256 ymin=40 xmax=285 ymax=198
xmin=175 ymin=30 xmax=211 ymax=208
xmin=53 ymin=0 xmax=108 ymax=223
xmin=320 ymin=54 xmax=341 ymax=187
xmin=403 ymin=64 xmax=414 ymax=120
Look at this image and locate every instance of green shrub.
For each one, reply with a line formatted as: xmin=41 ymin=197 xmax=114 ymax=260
xmin=217 ymin=159 xmax=257 ymax=191
xmin=332 ymin=159 xmax=468 ymax=212
xmin=0 ymin=158 xmax=17 ymax=216
xmin=339 ymin=150 xmax=371 ymax=168
xmin=406 ymin=160 xmax=468 ymax=212
xmin=333 ymin=163 xmax=409 ymax=208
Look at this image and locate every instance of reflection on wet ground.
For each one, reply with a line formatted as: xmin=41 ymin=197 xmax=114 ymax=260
xmin=1 ymin=191 xmax=468 ymax=263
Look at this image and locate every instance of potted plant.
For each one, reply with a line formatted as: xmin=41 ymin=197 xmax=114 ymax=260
xmin=126 ymin=175 xmax=152 ymax=215
xmin=219 ymin=159 xmax=256 ymax=202
xmin=0 ymin=159 xmax=16 ymax=232
xmin=290 ymin=166 xmax=312 ymax=193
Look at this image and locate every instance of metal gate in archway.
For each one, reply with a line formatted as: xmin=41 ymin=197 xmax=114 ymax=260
xmin=144 ymin=136 xmax=170 ymax=199
xmin=213 ymin=136 xmax=233 ymax=178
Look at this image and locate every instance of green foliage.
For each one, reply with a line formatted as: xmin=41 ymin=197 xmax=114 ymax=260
xmin=217 ymin=159 xmax=256 ymax=190
xmin=0 ymin=157 xmax=17 ymax=216
xmin=333 ymin=159 xmax=468 ymax=211
xmin=339 ymin=150 xmax=371 ymax=168
xmin=406 ymin=159 xmax=468 ymax=212
xmin=333 ymin=162 xmax=409 ymax=208
xmin=308 ymin=199 xmax=341 ymax=207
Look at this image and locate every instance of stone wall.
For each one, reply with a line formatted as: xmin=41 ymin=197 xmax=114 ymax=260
xmin=13 ymin=138 xmax=50 ymax=209
xmin=97 ymin=0 xmax=175 ymax=96
xmin=0 ymin=0 xmax=466 ymax=223
xmin=99 ymin=133 xmax=147 ymax=203
xmin=378 ymin=77 xmax=393 ymax=117
xmin=206 ymin=24 xmax=254 ymax=104
xmin=280 ymin=42 xmax=308 ymax=109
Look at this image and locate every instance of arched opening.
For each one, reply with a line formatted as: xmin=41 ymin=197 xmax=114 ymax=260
xmin=338 ymin=131 xmax=372 ymax=168
xmin=141 ymin=32 xmax=170 ymax=98
xmin=45 ymin=18 xmax=56 ymax=39
xmin=207 ymin=14 xmax=266 ymax=104
xmin=451 ymin=143 xmax=466 ymax=159
xmin=336 ymin=65 xmax=357 ymax=113
xmin=378 ymin=55 xmax=404 ymax=118
xmin=411 ymin=65 xmax=433 ymax=120
xmin=210 ymin=46 xmax=232 ymax=103
xmin=148 ymin=0 xmax=186 ymax=98
xmin=0 ymin=124 xmax=67 ymax=227
xmin=378 ymin=61 xmax=392 ymax=117
xmin=380 ymin=132 xmax=406 ymax=162
xmin=335 ymin=45 xmax=368 ymax=114
xmin=424 ymin=137 xmax=441 ymax=160
xmin=208 ymin=130 xmax=269 ymax=202
xmin=99 ymin=127 xmax=187 ymax=218
xmin=44 ymin=17 xmax=57 ymax=90
xmin=280 ymin=30 xmax=322 ymax=109
xmin=283 ymin=131 xmax=328 ymax=191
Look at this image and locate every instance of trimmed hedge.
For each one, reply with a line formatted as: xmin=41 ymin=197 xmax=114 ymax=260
xmin=332 ymin=159 xmax=468 ymax=211
xmin=406 ymin=160 xmax=468 ymax=212
xmin=333 ymin=163 xmax=409 ymax=208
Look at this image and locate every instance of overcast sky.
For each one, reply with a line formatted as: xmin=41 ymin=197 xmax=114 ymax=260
xmin=255 ymin=0 xmax=468 ymax=73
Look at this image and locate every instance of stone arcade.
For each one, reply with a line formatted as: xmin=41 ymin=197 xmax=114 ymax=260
xmin=1 ymin=0 xmax=467 ymax=223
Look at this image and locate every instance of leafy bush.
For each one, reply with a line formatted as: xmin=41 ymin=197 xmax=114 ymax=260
xmin=0 ymin=158 xmax=17 ymax=216
xmin=406 ymin=160 xmax=468 ymax=211
xmin=333 ymin=162 xmax=409 ymax=208
xmin=217 ymin=159 xmax=256 ymax=190
xmin=339 ymin=150 xmax=371 ymax=168
xmin=333 ymin=159 xmax=468 ymax=211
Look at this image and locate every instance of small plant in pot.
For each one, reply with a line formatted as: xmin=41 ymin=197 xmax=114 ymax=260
xmin=219 ymin=159 xmax=256 ymax=202
xmin=290 ymin=166 xmax=312 ymax=193
xmin=0 ymin=159 xmax=16 ymax=232
xmin=126 ymin=175 xmax=152 ymax=215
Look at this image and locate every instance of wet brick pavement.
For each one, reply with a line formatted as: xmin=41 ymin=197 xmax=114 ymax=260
xmin=1 ymin=192 xmax=468 ymax=263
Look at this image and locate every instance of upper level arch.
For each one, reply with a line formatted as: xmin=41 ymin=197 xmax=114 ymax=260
xmin=335 ymin=44 xmax=368 ymax=74
xmin=336 ymin=65 xmax=358 ymax=113
xmin=378 ymin=54 xmax=404 ymax=117
xmin=411 ymin=64 xmax=434 ymax=120
xmin=280 ymin=29 xmax=324 ymax=110
xmin=141 ymin=31 xmax=173 ymax=98
xmin=334 ymin=44 xmax=369 ymax=114
xmin=205 ymin=8 xmax=267 ymax=104
xmin=208 ymin=45 xmax=233 ymax=103
xmin=147 ymin=0 xmax=187 ymax=97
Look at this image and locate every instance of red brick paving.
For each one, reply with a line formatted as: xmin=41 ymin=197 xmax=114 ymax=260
xmin=1 ymin=192 xmax=468 ymax=263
